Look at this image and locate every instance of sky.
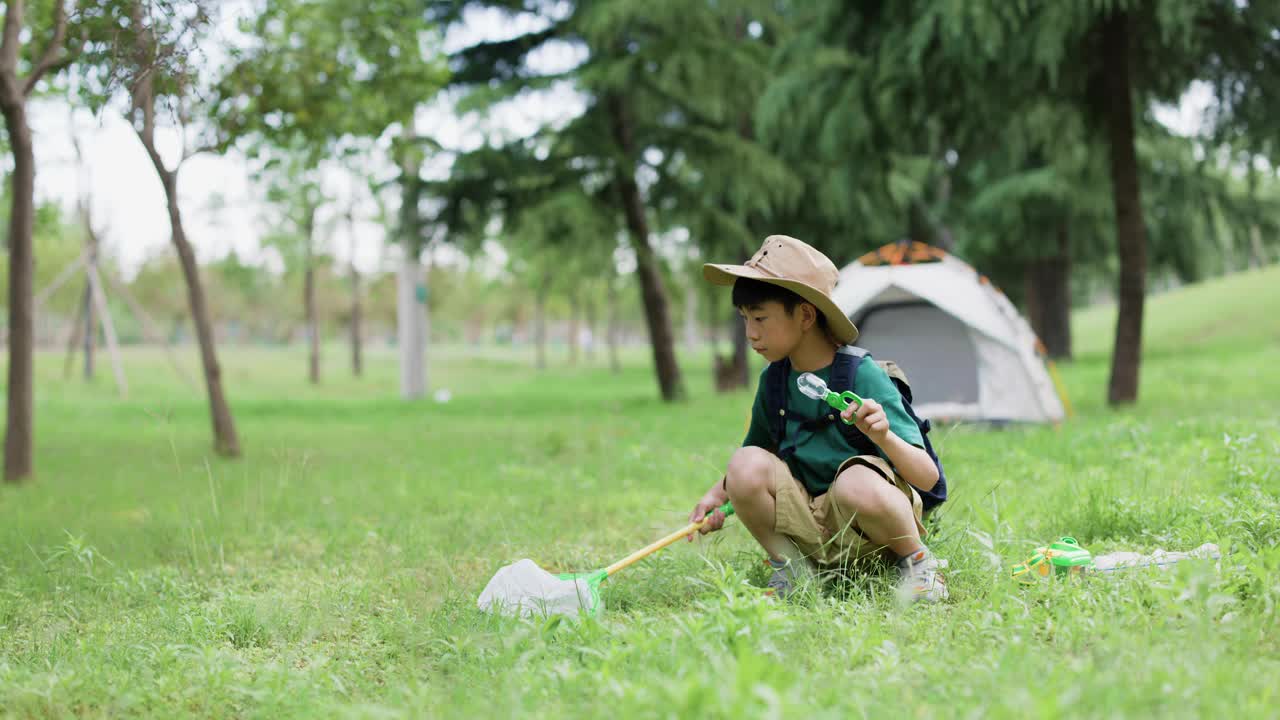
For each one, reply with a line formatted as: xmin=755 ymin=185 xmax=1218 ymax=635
xmin=25 ymin=7 xmax=1212 ymax=283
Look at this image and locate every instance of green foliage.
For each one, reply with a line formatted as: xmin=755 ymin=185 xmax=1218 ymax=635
xmin=425 ymin=0 xmax=1280 ymax=317
xmin=1199 ymin=2 xmax=1280 ymax=158
xmin=951 ymin=97 xmax=1108 ymax=292
xmin=900 ymin=0 xmax=1280 ymax=304
xmin=214 ymin=0 xmax=449 ymax=158
xmin=754 ymin=1 xmax=1010 ymax=259
xmin=214 ymin=0 xmax=450 ymax=321
xmin=443 ymin=0 xmax=799 ymax=258
xmin=250 ymin=148 xmax=329 ymax=281
xmin=72 ymin=1 xmax=222 ymax=141
xmin=5 ymin=0 xmax=77 ymax=92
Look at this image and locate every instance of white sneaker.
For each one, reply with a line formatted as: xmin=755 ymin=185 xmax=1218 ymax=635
xmin=895 ymin=548 xmax=949 ymax=604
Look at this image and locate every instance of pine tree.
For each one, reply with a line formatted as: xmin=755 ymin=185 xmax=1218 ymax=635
xmin=435 ymin=0 xmax=796 ymax=401
xmin=921 ymin=0 xmax=1279 ymax=404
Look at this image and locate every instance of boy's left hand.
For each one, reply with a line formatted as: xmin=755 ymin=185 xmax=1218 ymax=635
xmin=841 ymin=397 xmax=890 ymax=444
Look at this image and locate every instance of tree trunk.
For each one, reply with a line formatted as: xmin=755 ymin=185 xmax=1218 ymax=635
xmin=396 ymin=137 xmax=426 ymax=399
xmin=606 ymin=93 xmax=684 ymax=401
xmin=723 ymin=80 xmax=755 ymax=390
xmin=704 ymin=284 xmax=721 ymax=357
xmin=1245 ymin=162 xmax=1267 ymax=269
xmin=607 ymin=277 xmax=621 ymax=374
xmin=1102 ymin=12 xmax=1147 ymax=406
xmin=351 ymin=269 xmax=363 ymax=377
xmin=1022 ymin=220 xmax=1073 ymax=359
xmin=733 ymin=238 xmax=753 ymax=388
xmin=567 ymin=290 xmax=579 ymax=365
xmin=583 ymin=293 xmax=597 ymax=363
xmin=397 ymin=242 xmax=426 ymax=398
xmin=82 ymin=274 xmax=96 ymax=379
xmin=713 ymin=236 xmax=752 ymax=392
xmin=127 ymin=27 xmax=239 ymax=457
xmin=712 ymin=308 xmax=750 ymax=392
xmin=628 ymin=218 xmax=684 ymax=400
xmin=535 ymin=276 xmax=549 ymax=371
xmin=1249 ymin=226 xmax=1267 ymax=269
xmin=303 ymin=210 xmax=319 ymax=385
xmin=423 ymin=259 xmax=432 ymax=381
xmin=2 ymin=98 xmax=34 ymax=481
xmin=348 ymin=212 xmax=363 ymax=377
xmin=731 ymin=309 xmax=750 ymax=383
xmin=162 ymin=171 xmax=240 ymax=456
xmin=907 ymin=198 xmax=936 ymax=247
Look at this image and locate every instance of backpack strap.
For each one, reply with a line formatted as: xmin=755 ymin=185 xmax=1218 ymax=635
xmin=831 ymin=345 xmax=868 ymax=394
xmin=899 ymin=396 xmax=947 ymax=512
xmin=827 ymin=345 xmax=880 ymax=457
xmin=763 ymin=357 xmax=792 ymax=451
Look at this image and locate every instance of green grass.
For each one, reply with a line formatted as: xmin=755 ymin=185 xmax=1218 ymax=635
xmin=1072 ymin=263 xmax=1280 ymax=359
xmin=2 ymin=271 xmax=1279 ymax=719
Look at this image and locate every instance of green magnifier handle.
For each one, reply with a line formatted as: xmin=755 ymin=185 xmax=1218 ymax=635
xmin=827 ymin=390 xmax=864 ymax=423
xmin=696 ymin=502 xmax=735 ymax=526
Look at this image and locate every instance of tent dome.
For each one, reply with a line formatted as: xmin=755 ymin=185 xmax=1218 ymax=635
xmin=831 ymin=242 xmax=1066 ymax=423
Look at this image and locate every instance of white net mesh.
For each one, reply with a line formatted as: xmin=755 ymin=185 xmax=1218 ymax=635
xmin=477 ymin=559 xmax=601 ymax=618
xmin=1092 ymin=543 xmax=1221 ymax=573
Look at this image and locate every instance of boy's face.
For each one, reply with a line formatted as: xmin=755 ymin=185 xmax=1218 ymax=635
xmin=738 ymin=300 xmax=811 ymax=363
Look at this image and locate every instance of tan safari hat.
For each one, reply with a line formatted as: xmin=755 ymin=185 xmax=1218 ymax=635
xmin=703 ymin=234 xmax=859 ymax=344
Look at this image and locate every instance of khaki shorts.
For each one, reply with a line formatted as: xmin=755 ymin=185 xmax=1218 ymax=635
xmin=770 ymin=453 xmax=926 ymax=566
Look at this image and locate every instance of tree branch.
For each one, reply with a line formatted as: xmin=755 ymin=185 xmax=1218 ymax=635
xmin=128 ymin=3 xmax=171 ymax=176
xmin=0 ymin=0 xmax=23 ymax=79
xmin=131 ymin=68 xmax=170 ymax=176
xmin=178 ymin=95 xmax=227 ymax=166
xmin=180 ymin=141 xmax=222 ymax=164
xmin=21 ymin=0 xmax=73 ymax=97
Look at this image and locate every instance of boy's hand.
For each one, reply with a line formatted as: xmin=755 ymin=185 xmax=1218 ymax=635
xmin=841 ymin=397 xmax=891 ymax=445
xmin=687 ymin=485 xmax=729 ymax=541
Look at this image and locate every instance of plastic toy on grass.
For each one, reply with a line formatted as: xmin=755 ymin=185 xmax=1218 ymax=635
xmin=477 ymin=503 xmax=735 ymax=619
xmin=1010 ymin=536 xmax=1095 ymax=583
xmin=796 ymin=372 xmax=864 ymax=419
xmin=1091 ymin=543 xmax=1221 ymax=573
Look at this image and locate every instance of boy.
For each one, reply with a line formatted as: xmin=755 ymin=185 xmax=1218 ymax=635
xmin=689 ymin=235 xmax=948 ymax=603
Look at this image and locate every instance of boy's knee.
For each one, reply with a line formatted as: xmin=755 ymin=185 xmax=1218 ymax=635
xmin=830 ymin=464 xmax=900 ymax=517
xmin=726 ymin=446 xmax=775 ymax=499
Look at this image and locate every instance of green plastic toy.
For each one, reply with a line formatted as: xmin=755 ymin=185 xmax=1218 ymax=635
xmin=1011 ymin=536 xmax=1095 ymax=583
xmin=797 ymin=372 xmax=864 ymax=421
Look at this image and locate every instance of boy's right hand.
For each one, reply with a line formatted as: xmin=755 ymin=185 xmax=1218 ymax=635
xmin=687 ymin=484 xmax=730 ymax=541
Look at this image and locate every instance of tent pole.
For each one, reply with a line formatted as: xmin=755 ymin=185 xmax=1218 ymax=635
xmin=87 ymin=264 xmax=128 ymax=398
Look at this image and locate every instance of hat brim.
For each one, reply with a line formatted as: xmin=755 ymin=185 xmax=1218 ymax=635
xmin=703 ymin=263 xmax=859 ymax=345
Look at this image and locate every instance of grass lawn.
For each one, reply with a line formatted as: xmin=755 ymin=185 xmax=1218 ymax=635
xmin=2 ymin=266 xmax=1279 ymax=718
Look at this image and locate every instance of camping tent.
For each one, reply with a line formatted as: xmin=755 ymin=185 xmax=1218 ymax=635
xmin=830 ymin=242 xmax=1066 ymax=423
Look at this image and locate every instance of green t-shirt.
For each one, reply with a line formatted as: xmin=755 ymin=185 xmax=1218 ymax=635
xmin=741 ymin=357 xmax=923 ymax=496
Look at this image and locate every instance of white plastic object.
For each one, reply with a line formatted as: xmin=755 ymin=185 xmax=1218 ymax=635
xmin=796 ymin=372 xmax=829 ymax=401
